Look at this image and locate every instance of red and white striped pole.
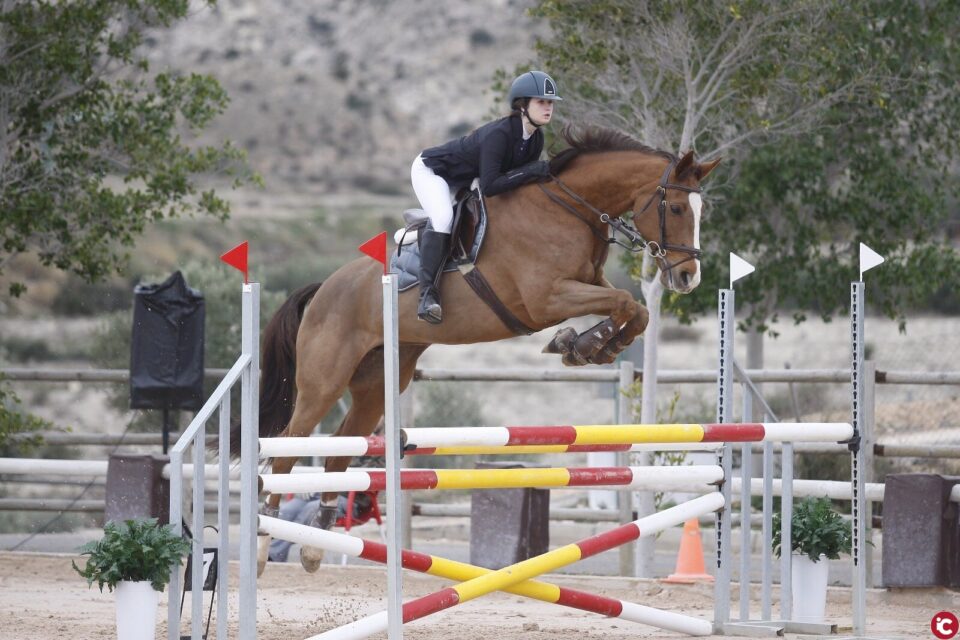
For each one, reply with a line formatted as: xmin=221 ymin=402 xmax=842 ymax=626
xmin=306 ymin=493 xmax=724 ymax=640
xmin=259 ymin=514 xmax=712 ymax=636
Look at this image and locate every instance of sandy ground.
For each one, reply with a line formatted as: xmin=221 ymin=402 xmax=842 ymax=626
xmin=0 ymin=552 xmax=952 ymax=640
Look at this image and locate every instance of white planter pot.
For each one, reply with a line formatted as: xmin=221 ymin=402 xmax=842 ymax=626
xmin=116 ymin=581 xmax=160 ymax=640
xmin=791 ymin=553 xmax=829 ymax=623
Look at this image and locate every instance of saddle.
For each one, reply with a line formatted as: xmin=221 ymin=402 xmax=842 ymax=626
xmin=390 ymin=187 xmax=488 ymax=292
xmin=390 ymin=188 xmax=536 ymax=335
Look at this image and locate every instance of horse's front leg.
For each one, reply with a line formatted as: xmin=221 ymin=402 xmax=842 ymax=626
xmin=537 ymin=278 xmax=648 ymax=366
xmin=588 ymin=277 xmax=649 ymax=365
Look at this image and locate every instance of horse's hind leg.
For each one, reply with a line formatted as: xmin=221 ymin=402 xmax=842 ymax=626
xmin=299 ymin=344 xmax=427 ymax=572
xmin=257 ymin=336 xmax=373 ymax=576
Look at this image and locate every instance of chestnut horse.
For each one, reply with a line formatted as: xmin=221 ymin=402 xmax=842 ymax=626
xmin=248 ymin=126 xmax=720 ymax=572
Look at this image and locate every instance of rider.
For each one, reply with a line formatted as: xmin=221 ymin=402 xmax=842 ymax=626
xmin=410 ymin=70 xmax=562 ymax=323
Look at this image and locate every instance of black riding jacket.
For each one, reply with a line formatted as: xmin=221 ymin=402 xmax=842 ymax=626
xmin=420 ymin=114 xmax=545 ymax=197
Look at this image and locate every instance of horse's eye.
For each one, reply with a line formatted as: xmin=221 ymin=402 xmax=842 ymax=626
xmin=671 ymin=204 xmax=682 ymax=215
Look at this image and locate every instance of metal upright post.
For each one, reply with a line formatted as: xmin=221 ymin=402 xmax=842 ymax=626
xmin=714 ymin=288 xmax=734 ymax=628
xmin=399 ymin=386 xmax=415 ymax=551
xmin=850 ymin=281 xmax=867 ymax=636
xmin=780 ymin=442 xmax=793 ymax=622
xmin=239 ymin=282 xmax=260 ymax=640
xmin=739 ymin=383 xmax=753 ymax=622
xmin=383 ymin=274 xmax=404 ymax=640
xmin=217 ymin=394 xmax=231 ymax=640
xmin=168 ymin=449 xmax=183 ymax=640
xmin=761 ymin=437 xmax=773 ymax=621
xmin=191 ymin=428 xmax=205 ymax=640
xmin=862 ymin=360 xmax=877 ymax=590
xmin=616 ymin=359 xmax=636 ymax=576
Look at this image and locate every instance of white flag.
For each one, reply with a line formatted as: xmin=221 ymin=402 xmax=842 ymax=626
xmin=859 ymin=243 xmax=885 ymax=280
xmin=730 ymin=252 xmax=756 ymax=288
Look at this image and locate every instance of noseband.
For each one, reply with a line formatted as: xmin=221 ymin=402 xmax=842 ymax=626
xmin=538 ymin=158 xmax=703 ymax=274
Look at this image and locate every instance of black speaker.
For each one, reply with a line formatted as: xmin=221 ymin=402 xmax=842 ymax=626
xmin=130 ymin=271 xmax=205 ymax=411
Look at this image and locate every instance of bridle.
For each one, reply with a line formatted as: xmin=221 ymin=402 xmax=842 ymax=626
xmin=537 ymin=158 xmax=703 ymax=274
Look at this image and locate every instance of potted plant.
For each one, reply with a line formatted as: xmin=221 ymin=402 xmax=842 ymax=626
xmin=73 ymin=518 xmax=191 ymax=640
xmin=773 ymin=497 xmax=852 ymax=623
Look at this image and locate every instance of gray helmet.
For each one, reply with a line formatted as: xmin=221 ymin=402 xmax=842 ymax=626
xmin=507 ymin=70 xmax=563 ymax=106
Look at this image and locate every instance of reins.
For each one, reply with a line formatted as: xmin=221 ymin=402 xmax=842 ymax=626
xmin=537 ymin=158 xmax=703 ymax=272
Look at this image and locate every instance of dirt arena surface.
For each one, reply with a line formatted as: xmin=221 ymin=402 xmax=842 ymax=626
xmin=0 ymin=552 xmax=952 ymax=639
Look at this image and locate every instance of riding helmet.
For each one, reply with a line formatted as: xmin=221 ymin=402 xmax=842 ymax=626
xmin=508 ymin=70 xmax=563 ymax=106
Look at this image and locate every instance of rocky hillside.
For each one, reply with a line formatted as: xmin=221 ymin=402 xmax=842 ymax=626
xmin=145 ymin=0 xmax=542 ymax=194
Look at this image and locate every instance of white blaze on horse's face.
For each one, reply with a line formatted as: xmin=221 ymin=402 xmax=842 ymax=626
xmin=688 ymin=192 xmax=703 ymax=289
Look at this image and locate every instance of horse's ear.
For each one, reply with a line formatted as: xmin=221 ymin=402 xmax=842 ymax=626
xmin=697 ymin=157 xmax=722 ymax=181
xmin=674 ymin=150 xmax=695 ymax=179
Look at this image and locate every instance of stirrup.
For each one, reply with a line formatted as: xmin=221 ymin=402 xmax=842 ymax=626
xmin=418 ymin=290 xmax=443 ymax=324
xmin=418 ymin=303 xmax=442 ymax=324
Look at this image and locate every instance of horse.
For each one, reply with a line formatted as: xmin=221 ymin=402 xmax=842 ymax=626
xmin=245 ymin=125 xmax=720 ymax=573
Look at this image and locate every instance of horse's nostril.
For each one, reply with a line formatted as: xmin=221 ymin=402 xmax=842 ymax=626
xmin=680 ymin=271 xmax=691 ymax=286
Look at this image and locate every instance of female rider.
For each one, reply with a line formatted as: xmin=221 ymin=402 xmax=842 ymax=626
xmin=410 ymin=70 xmax=562 ymax=323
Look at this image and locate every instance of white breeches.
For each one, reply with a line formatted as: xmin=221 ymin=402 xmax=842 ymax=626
xmin=410 ymin=154 xmax=456 ymax=234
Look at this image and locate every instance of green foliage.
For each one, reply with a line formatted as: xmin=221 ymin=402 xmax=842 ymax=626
xmin=410 ymin=383 xmax=489 ymax=471
xmin=529 ymin=0 xmax=960 ymax=328
xmin=772 ymin=497 xmax=852 ymax=562
xmin=415 ymin=383 xmax=489 ymax=430
xmin=0 ymin=0 xmax=259 ymax=298
xmin=72 ymin=518 xmax=191 ymax=592
xmin=0 ymin=377 xmax=53 ymax=453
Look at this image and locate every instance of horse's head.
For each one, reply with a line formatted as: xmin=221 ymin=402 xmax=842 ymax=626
xmin=630 ymin=151 xmax=721 ymax=294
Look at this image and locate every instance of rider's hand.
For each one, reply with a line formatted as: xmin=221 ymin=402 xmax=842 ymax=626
xmin=524 ymin=160 xmax=552 ymax=179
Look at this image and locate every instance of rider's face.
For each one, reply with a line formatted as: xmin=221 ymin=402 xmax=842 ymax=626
xmin=526 ymin=98 xmax=554 ymax=125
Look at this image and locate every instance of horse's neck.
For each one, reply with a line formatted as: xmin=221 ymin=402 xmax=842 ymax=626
xmin=559 ymin=153 xmax=667 ymax=216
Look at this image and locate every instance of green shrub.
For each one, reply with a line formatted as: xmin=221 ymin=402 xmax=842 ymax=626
xmin=72 ymin=518 xmax=191 ymax=592
xmin=0 ymin=378 xmax=53 ymax=454
xmin=772 ymin=496 xmax=852 ymax=562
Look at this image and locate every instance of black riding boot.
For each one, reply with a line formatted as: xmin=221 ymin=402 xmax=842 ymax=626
xmin=417 ymin=229 xmax=451 ymax=324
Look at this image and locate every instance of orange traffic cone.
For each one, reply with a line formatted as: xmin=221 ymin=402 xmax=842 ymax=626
xmin=662 ymin=518 xmax=714 ymax=583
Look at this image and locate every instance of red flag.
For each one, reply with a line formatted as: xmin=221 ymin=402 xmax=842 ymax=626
xmin=358 ymin=232 xmax=388 ymax=275
xmin=220 ymin=241 xmax=249 ymax=283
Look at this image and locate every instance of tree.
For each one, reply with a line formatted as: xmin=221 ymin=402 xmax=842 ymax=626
xmin=531 ymin=0 xmax=959 ymax=329
xmin=0 ymin=0 xmax=257 ymax=298
xmin=529 ymin=0 xmax=960 ymax=576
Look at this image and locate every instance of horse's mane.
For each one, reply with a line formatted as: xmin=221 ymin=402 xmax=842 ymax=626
xmin=548 ymin=125 xmax=675 ymax=175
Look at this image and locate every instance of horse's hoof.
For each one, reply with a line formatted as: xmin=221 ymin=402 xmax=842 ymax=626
xmin=257 ymin=533 xmax=271 ymax=577
xmin=543 ymin=327 xmax=577 ymax=354
xmin=300 ymin=546 xmax=325 ymax=573
xmin=561 ymin=350 xmax=589 ymax=367
xmin=311 ymin=504 xmax=338 ymax=530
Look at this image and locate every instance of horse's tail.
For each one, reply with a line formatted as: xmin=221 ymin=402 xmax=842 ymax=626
xmin=227 ymin=281 xmax=323 ymax=458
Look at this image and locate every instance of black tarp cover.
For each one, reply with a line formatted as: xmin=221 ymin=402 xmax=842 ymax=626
xmin=129 ymin=271 xmax=205 ymax=410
